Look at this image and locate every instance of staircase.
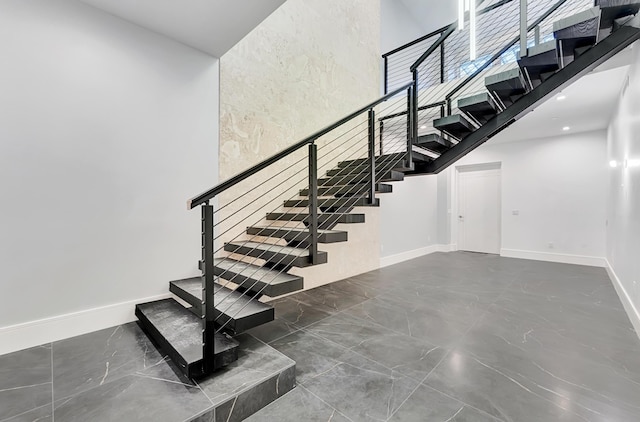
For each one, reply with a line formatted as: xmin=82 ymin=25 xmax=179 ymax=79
xmin=135 ymin=0 xmax=640 ymax=381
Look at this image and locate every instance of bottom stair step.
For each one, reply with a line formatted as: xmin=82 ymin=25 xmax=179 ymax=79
xmin=169 ymin=277 xmax=275 ymax=334
xmin=135 ymin=298 xmax=239 ymax=379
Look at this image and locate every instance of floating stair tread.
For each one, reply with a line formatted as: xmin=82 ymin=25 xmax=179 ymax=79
xmin=224 ymin=241 xmax=328 ymax=267
xmin=319 ymin=170 xmax=404 ymax=185
xmin=284 ymin=197 xmax=379 ymax=208
xmin=525 ymin=40 xmax=558 ymax=58
xmin=433 ymin=114 xmax=475 ymax=140
xmin=457 ymin=93 xmax=498 ymax=124
xmin=266 ymin=212 xmax=365 ymax=223
xmin=485 ymin=68 xmax=527 ymax=92
xmin=553 ymin=7 xmax=602 ymax=33
xmin=247 ymin=226 xmax=348 ymax=243
xmin=135 ymin=298 xmax=238 ymax=378
xmin=338 ymin=153 xmax=406 ymax=168
xmin=415 ymin=133 xmax=452 ymax=153
xmin=299 ymin=183 xmax=393 ymax=196
xmin=597 ymin=0 xmax=640 ymax=28
xmin=326 ymin=161 xmax=407 ymax=176
xmin=169 ymin=278 xmax=274 ymax=334
xmin=212 ymin=258 xmax=303 ymax=297
xmin=518 ymin=40 xmax=559 ymax=80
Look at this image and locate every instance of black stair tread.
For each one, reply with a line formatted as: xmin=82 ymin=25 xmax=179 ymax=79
xmin=553 ymin=7 xmax=602 ymax=33
xmin=169 ymin=278 xmax=274 ymax=334
xmin=457 ymin=92 xmax=498 ymax=125
xmin=224 ymin=241 xmax=328 ymax=267
xmin=337 ymin=152 xmax=406 ymax=168
xmin=415 ymin=133 xmax=452 ymax=153
xmin=554 ymin=7 xmax=601 ymax=56
xmin=433 ymin=114 xmax=475 ymax=140
xmin=247 ymin=226 xmax=348 ymax=243
xmin=319 ymin=170 xmax=404 ymax=186
xmin=284 ymin=197 xmax=379 ymax=208
xmin=518 ymin=41 xmax=560 ymax=82
xmin=326 ymin=161 xmax=406 ymax=176
xmin=211 ymin=258 xmax=303 ymax=297
xmin=266 ymin=212 xmax=365 ymax=223
xmin=485 ymin=68 xmax=528 ymax=106
xmin=299 ymin=183 xmax=393 ymax=196
xmin=135 ymin=298 xmax=238 ymax=378
xmin=597 ymin=0 xmax=640 ymax=28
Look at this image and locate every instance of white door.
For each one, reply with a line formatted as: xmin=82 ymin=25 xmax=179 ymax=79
xmin=457 ymin=166 xmax=501 ymax=254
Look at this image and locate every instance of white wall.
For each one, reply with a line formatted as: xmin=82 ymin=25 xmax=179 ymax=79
xmin=0 ymin=0 xmax=219 ymax=353
xmin=379 ymin=175 xmax=443 ymax=265
xmin=606 ymin=42 xmax=640 ymax=334
xmin=381 ymin=0 xmax=427 ymax=54
xmin=452 ymin=131 xmax=608 ymax=266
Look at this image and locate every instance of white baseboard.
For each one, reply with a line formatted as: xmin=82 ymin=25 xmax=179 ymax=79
xmin=606 ymin=260 xmax=640 ymax=339
xmin=380 ymin=244 xmax=454 ymax=268
xmin=500 ymin=248 xmax=607 ymax=267
xmin=0 ymin=293 xmax=171 ymax=356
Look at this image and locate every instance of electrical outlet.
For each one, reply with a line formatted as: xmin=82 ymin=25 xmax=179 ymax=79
xmin=512 ymin=210 xmax=519 ymax=216
xmin=548 ymin=242 xmax=554 ymax=249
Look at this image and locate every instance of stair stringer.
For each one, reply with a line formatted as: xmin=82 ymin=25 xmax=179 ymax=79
xmin=425 ymin=25 xmax=640 ymax=174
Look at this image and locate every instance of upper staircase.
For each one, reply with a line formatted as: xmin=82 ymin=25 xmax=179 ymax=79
xmin=135 ymin=0 xmax=640 ymax=381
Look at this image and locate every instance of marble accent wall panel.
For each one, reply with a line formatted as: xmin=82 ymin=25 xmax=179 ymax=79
xmin=219 ymin=0 xmax=382 ymax=288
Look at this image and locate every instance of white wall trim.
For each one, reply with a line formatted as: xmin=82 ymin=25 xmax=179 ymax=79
xmin=0 ymin=293 xmax=171 ymax=355
xmin=606 ymin=259 xmax=640 ymax=339
xmin=380 ymin=244 xmax=454 ymax=268
xmin=500 ymin=248 xmax=607 ymax=267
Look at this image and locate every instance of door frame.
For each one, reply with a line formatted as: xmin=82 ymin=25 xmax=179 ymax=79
xmin=451 ymin=162 xmax=502 ymax=253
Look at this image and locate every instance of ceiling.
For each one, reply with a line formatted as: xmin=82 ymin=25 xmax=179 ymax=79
xmin=80 ymin=0 xmax=286 ymax=57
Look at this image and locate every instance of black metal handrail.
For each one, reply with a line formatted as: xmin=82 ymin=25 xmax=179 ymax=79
xmin=187 ymin=81 xmax=414 ymax=209
xmin=382 ymin=25 xmax=450 ymax=59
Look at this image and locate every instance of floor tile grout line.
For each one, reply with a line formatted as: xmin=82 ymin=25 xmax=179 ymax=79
xmin=297 ymin=384 xmax=356 ymax=422
xmin=385 ymin=347 xmax=453 ymax=421
xmin=0 ymin=403 xmax=54 ymax=422
xmin=386 ymin=270 xmax=522 ymax=421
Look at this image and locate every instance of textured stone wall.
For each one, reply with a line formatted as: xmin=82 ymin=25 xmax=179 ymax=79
xmin=219 ymin=0 xmax=381 ymax=290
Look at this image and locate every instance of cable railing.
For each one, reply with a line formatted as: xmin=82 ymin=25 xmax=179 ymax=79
xmin=380 ymin=0 xmax=594 ymax=155
xmin=187 ymin=81 xmax=416 ymax=373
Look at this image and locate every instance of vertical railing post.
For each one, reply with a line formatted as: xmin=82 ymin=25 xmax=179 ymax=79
xmin=407 ymin=69 xmax=418 ymax=168
xmin=384 ymin=56 xmax=389 ymax=95
xmin=379 ymin=120 xmax=384 ymax=156
xmin=201 ymin=203 xmax=216 ymax=374
xmin=535 ymin=25 xmax=541 ymax=46
xmin=308 ymin=143 xmax=319 ymax=264
xmin=520 ymin=0 xmax=528 ymax=56
xmin=367 ymin=108 xmax=376 ymax=205
xmin=440 ymin=43 xmax=445 ymax=84
xmin=406 ymin=86 xmax=413 ymax=168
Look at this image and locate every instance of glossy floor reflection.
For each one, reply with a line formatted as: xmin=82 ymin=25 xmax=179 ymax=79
xmin=248 ymin=252 xmax=640 ymax=422
xmin=2 ymin=252 xmax=639 ymax=421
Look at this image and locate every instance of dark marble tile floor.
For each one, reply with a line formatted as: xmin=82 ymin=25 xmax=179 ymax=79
xmin=0 ymin=328 xmax=294 ymax=422
xmin=249 ymin=252 xmax=640 ymax=421
xmin=3 ymin=252 xmax=640 ymax=421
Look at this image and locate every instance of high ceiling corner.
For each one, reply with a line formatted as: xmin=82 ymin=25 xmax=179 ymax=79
xmin=80 ymin=0 xmax=287 ymax=57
